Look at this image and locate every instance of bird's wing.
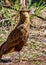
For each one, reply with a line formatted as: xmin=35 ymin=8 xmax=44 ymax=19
xmin=7 ymin=28 xmax=22 ymax=42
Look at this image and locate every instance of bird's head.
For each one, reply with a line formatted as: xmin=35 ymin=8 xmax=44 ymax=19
xmin=20 ymin=9 xmax=30 ymax=23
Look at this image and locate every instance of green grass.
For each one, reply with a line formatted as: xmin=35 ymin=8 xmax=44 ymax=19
xmin=0 ymin=38 xmax=5 ymax=45
xmin=0 ymin=30 xmax=7 ymax=45
xmin=34 ymin=61 xmax=41 ymax=65
xmin=0 ymin=30 xmax=6 ymax=34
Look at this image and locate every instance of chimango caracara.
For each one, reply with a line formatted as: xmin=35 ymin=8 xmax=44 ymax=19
xmin=0 ymin=10 xmax=30 ymax=58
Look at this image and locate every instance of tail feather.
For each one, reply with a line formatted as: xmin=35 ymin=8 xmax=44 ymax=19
xmin=0 ymin=41 xmax=7 ymax=57
xmin=0 ymin=41 xmax=7 ymax=50
xmin=0 ymin=46 xmax=1 ymax=50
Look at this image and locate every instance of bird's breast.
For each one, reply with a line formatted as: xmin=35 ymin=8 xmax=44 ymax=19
xmin=17 ymin=25 xmax=29 ymax=42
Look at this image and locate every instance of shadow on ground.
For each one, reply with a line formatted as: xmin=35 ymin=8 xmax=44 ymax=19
xmin=0 ymin=59 xmax=11 ymax=63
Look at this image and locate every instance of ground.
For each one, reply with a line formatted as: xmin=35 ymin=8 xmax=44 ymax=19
xmin=0 ymin=8 xmax=46 ymax=65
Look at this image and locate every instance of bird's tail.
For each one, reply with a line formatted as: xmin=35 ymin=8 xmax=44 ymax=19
xmin=0 ymin=41 xmax=15 ymax=55
xmin=0 ymin=41 xmax=7 ymax=58
xmin=0 ymin=41 xmax=7 ymax=50
xmin=0 ymin=46 xmax=1 ymax=50
xmin=0 ymin=46 xmax=2 ymax=58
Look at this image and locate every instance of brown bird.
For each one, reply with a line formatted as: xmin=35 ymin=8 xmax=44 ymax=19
xmin=0 ymin=10 xmax=30 ymax=59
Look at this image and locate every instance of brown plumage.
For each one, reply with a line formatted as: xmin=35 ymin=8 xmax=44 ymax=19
xmin=0 ymin=10 xmax=30 ymax=58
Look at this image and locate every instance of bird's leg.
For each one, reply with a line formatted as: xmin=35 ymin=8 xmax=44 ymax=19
xmin=17 ymin=52 xmax=20 ymax=65
xmin=18 ymin=51 xmax=21 ymax=63
xmin=19 ymin=52 xmax=20 ymax=62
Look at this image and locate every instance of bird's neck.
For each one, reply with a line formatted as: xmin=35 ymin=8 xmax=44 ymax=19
xmin=16 ymin=10 xmax=30 ymax=28
xmin=20 ymin=11 xmax=30 ymax=27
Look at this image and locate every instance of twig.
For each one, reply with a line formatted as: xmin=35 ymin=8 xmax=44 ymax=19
xmin=28 ymin=59 xmax=45 ymax=62
xmin=35 ymin=15 xmax=46 ymax=21
xmin=21 ymin=58 xmax=45 ymax=62
xmin=33 ymin=14 xmax=46 ymax=21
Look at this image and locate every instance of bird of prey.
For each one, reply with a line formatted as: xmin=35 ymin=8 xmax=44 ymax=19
xmin=0 ymin=10 xmax=30 ymax=59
